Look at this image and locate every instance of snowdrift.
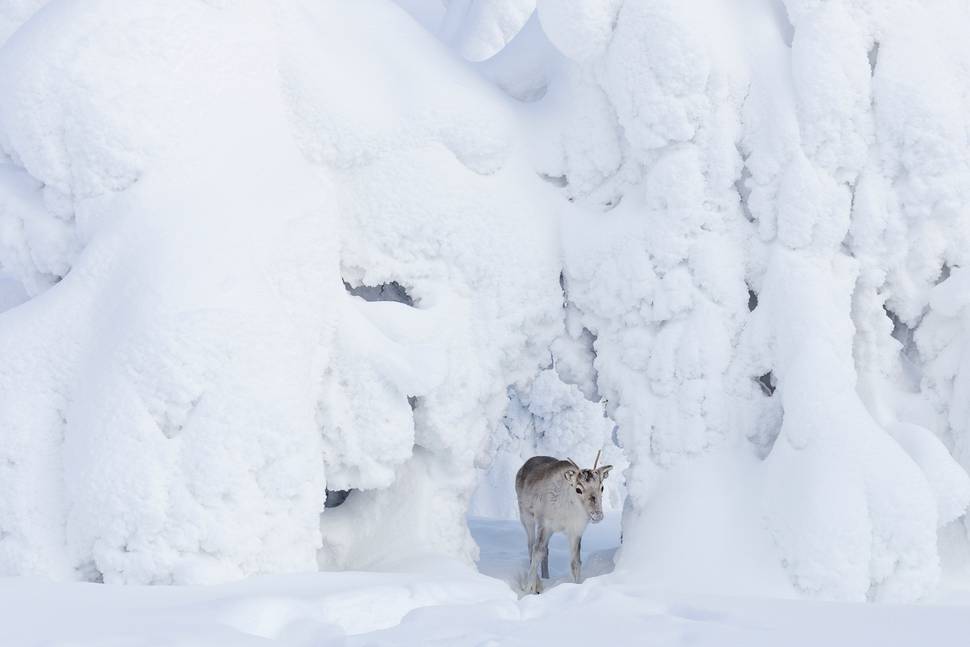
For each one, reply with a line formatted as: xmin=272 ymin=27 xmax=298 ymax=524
xmin=530 ymin=0 xmax=970 ymax=601
xmin=0 ymin=0 xmax=562 ymax=584
xmin=2 ymin=0 xmax=970 ymax=603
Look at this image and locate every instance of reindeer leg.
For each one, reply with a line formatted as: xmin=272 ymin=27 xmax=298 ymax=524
xmin=570 ymin=534 xmax=582 ymax=583
xmin=528 ymin=526 xmax=551 ymax=594
xmin=539 ymin=527 xmax=552 ymax=579
xmin=519 ymin=509 xmax=536 ymax=560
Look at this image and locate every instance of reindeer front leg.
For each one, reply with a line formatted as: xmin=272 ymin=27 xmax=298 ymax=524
xmin=570 ymin=534 xmax=582 ymax=583
xmin=527 ymin=526 xmax=551 ymax=594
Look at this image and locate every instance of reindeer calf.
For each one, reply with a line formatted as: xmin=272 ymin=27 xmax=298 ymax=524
xmin=515 ymin=453 xmax=612 ymax=594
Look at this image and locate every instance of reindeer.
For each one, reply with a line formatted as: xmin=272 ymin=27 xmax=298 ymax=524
xmin=515 ymin=451 xmax=613 ymax=594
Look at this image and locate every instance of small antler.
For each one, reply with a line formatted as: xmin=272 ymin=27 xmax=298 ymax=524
xmin=566 ymin=457 xmax=580 ymax=470
xmin=593 ymin=449 xmax=601 ymax=470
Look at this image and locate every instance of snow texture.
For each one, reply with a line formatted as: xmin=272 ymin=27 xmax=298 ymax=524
xmin=3 ymin=0 xmax=970 ymax=606
xmin=528 ymin=0 xmax=970 ymax=602
xmin=3 ymin=519 xmax=970 ymax=646
xmin=439 ymin=0 xmax=535 ymax=61
xmin=0 ymin=0 xmax=562 ymax=584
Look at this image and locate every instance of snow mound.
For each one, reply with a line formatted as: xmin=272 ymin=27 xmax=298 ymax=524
xmin=536 ymin=0 xmax=622 ymax=62
xmin=0 ymin=0 xmax=562 ymax=584
xmin=528 ymin=0 xmax=970 ymax=601
xmin=439 ymin=0 xmax=536 ymax=62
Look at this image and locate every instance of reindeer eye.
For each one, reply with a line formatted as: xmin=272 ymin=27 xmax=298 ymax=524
xmin=575 ymin=487 xmax=582 ymax=494
xmin=601 ymin=486 xmax=604 ymax=492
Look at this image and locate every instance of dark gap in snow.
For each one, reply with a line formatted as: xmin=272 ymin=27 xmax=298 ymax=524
xmin=937 ymin=263 xmax=952 ymax=285
xmin=845 ymin=185 xmax=859 ymax=252
xmin=885 ymin=305 xmax=923 ymax=387
xmin=747 ymin=289 xmax=759 ymax=312
xmin=735 ymin=163 xmax=755 ymax=223
xmin=748 ymin=372 xmax=783 ymax=459
xmin=886 ymin=305 xmax=911 ymax=341
xmin=868 ymin=41 xmax=880 ymax=76
xmin=538 ymin=172 xmax=568 ymax=187
xmin=756 ymin=371 xmax=776 ymax=396
xmin=602 ymin=194 xmax=623 ymax=211
xmin=77 ymin=561 xmax=104 ymax=584
xmin=558 ymin=268 xmax=568 ymax=307
xmin=771 ymin=0 xmax=795 ymax=47
xmin=324 ymin=489 xmax=353 ymax=508
xmin=343 ymin=280 xmax=415 ymax=306
xmin=557 ymin=272 xmax=607 ymax=404
xmin=582 ymin=327 xmax=605 ymax=403
xmin=541 ymin=353 xmax=556 ymax=372
xmin=610 ymin=423 xmax=622 ymax=449
xmin=160 ymin=419 xmax=180 ymax=440
xmin=407 ymin=395 xmax=418 ymax=411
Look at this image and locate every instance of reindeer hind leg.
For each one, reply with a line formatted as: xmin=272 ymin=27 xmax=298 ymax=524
xmin=540 ymin=529 xmax=551 ymax=579
xmin=519 ymin=509 xmax=536 ymax=560
xmin=528 ymin=526 xmax=551 ymax=594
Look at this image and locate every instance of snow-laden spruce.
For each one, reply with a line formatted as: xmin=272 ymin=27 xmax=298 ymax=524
xmin=0 ymin=0 xmax=562 ymax=584
xmin=528 ymin=0 xmax=970 ymax=601
xmin=3 ymin=0 xmax=970 ymax=602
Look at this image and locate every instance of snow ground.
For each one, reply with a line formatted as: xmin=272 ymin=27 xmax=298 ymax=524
xmin=3 ymin=515 xmax=970 ymax=646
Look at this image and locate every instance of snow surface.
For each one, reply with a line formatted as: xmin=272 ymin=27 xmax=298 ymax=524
xmin=3 ymin=0 xmax=970 ymax=637
xmin=3 ymin=517 xmax=970 ymax=646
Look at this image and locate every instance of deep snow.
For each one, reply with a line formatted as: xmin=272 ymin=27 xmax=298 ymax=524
xmin=3 ymin=517 xmax=970 ymax=646
xmin=3 ymin=0 xmax=970 ymax=640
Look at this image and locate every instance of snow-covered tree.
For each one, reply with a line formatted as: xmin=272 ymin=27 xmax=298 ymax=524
xmin=3 ymin=0 xmax=970 ymax=603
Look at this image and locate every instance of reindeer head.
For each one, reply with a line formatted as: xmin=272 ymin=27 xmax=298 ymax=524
xmin=563 ymin=451 xmax=613 ymax=524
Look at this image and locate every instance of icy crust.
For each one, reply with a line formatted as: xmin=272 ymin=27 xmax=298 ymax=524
xmin=0 ymin=0 xmax=563 ymax=584
xmin=534 ymin=0 xmax=970 ymax=601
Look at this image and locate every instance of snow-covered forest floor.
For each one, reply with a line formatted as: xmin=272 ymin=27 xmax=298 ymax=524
xmin=5 ymin=515 xmax=970 ymax=646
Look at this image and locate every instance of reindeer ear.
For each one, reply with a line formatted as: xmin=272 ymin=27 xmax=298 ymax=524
xmin=563 ymin=469 xmax=576 ymax=482
xmin=598 ymin=465 xmax=613 ymax=480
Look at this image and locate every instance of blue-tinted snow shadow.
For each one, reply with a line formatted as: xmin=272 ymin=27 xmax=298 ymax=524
xmin=468 ymin=515 xmax=621 ymax=596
